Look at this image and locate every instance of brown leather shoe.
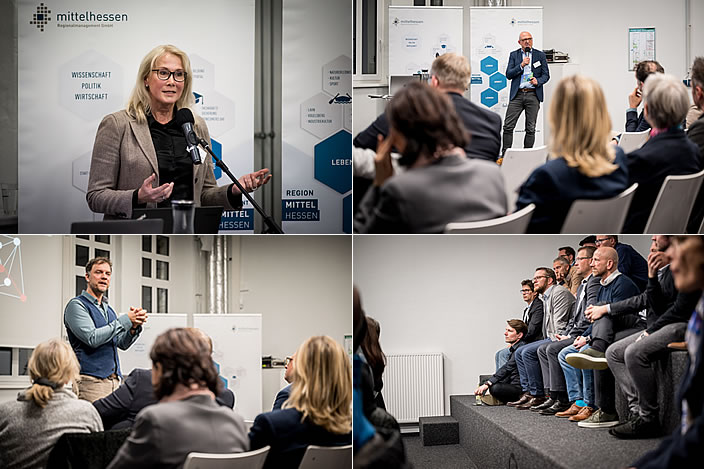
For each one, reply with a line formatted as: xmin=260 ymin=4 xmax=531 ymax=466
xmin=667 ymin=341 xmax=687 ymax=351
xmin=556 ymin=403 xmax=582 ymax=418
xmin=507 ymin=392 xmax=531 ymax=407
xmin=516 ymin=396 xmax=546 ymax=410
xmin=569 ymin=406 xmax=595 ymax=422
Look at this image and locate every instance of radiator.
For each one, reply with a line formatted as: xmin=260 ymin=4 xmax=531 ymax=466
xmin=384 ymin=353 xmax=444 ymax=423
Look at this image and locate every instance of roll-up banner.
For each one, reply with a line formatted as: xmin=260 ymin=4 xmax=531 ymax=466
xmin=18 ymin=0 xmax=255 ymax=233
xmin=281 ymin=0 xmax=352 ymax=233
xmin=470 ymin=7 xmax=543 ymax=148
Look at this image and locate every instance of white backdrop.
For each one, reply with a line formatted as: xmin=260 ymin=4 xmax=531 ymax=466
xmin=118 ymin=314 xmax=187 ymax=375
xmin=388 ymin=6 xmax=463 ymax=76
xmin=18 ymin=0 xmax=255 ymax=233
xmin=470 ymin=6 xmax=544 ymax=149
xmin=281 ymin=0 xmax=352 ymax=233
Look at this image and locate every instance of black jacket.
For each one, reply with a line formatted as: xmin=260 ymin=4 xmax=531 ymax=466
xmin=523 ymin=298 xmax=544 ymax=343
xmin=488 ymin=339 xmax=526 ymax=387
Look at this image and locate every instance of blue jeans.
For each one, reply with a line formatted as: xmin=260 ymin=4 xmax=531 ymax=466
xmin=514 ymin=338 xmax=551 ymax=395
xmin=558 ymin=344 xmax=594 ymax=407
xmin=495 ymin=347 xmax=511 ymax=372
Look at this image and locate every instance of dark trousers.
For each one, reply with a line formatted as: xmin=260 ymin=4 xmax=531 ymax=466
xmin=595 ymin=324 xmax=645 ymax=414
xmin=502 ymin=90 xmax=540 ymax=153
xmin=591 ymin=314 xmax=645 ymax=351
xmin=537 ymin=338 xmax=572 ymax=393
xmin=490 ymin=382 xmax=523 ymax=404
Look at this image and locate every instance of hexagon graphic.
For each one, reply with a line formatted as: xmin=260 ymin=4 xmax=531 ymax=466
xmin=481 ymin=88 xmax=499 ymax=108
xmin=72 ymin=151 xmax=92 ymax=193
xmin=480 ymin=56 xmax=498 ymax=75
xmin=59 ymin=50 xmax=123 ymax=121
xmin=301 ymin=92 xmax=342 ymax=139
xmin=322 ymin=55 xmax=351 ymax=97
xmin=194 ymin=88 xmax=236 ymax=137
xmin=314 ymin=130 xmax=351 ymax=194
xmin=190 ymin=54 xmax=216 ymax=88
xmin=489 ymin=72 xmax=507 ymax=91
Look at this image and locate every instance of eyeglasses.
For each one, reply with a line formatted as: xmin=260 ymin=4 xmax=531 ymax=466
xmin=152 ymin=68 xmax=187 ymax=82
xmin=284 ymin=356 xmax=293 ymax=367
xmin=520 ymin=37 xmax=533 ymax=42
xmin=520 ymin=289 xmax=532 ymax=293
xmin=576 ymin=256 xmax=592 ymax=261
xmin=595 ymin=238 xmax=611 ymax=245
xmin=532 ymin=276 xmax=547 ymax=282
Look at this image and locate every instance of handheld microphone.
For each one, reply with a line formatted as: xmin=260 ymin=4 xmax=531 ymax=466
xmin=525 ymin=46 xmax=531 ymax=54
xmin=175 ymin=108 xmax=202 ymax=165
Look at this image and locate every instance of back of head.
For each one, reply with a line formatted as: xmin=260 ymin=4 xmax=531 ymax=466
xmin=360 ymin=316 xmax=386 ymax=383
xmin=26 ymin=339 xmax=80 ymax=408
xmin=149 ymin=328 xmax=221 ymax=400
xmin=285 ymin=336 xmax=352 ymax=435
xmin=387 ymin=81 xmax=469 ymax=166
xmin=643 ymin=73 xmax=691 ymax=129
xmin=431 ymin=52 xmax=471 ymax=90
xmin=548 ymin=75 xmax=617 ymax=178
xmin=692 ymin=57 xmax=704 ymax=91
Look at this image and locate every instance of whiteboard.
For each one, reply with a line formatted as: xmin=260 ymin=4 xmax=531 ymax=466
xmin=194 ymin=314 xmax=262 ymax=421
xmin=118 ymin=314 xmax=187 ymax=375
xmin=388 ymin=6 xmax=463 ymax=76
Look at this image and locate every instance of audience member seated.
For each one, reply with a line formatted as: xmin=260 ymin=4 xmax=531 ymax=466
xmin=516 ymin=75 xmax=629 ymax=233
xmin=249 ymin=335 xmax=352 ymax=469
xmin=354 ymin=81 xmax=507 ymax=233
xmin=475 ymin=320 xmax=528 ymax=405
xmin=624 ymin=60 xmax=664 ymax=134
xmin=685 ymin=57 xmax=704 ymax=233
xmin=566 ymin=247 xmax=642 ymax=428
xmin=354 ymin=53 xmax=501 ymax=163
xmin=272 ymin=353 xmax=294 ymax=411
xmin=630 ymin=236 xmax=704 ymax=469
xmin=605 ymin=236 xmax=701 ymax=439
xmin=496 ymin=279 xmax=543 ymax=371
xmin=509 ymin=268 xmax=575 ymax=410
xmin=553 ymin=254 xmax=582 ymax=295
xmin=107 ymin=328 xmax=248 ymax=469
xmin=579 ymin=235 xmax=597 ymax=248
xmin=93 ymin=328 xmax=235 ymax=430
xmin=622 ymin=73 xmax=702 ymax=233
xmin=362 ymin=316 xmax=388 ymax=410
xmin=596 ymin=235 xmax=648 ymax=292
xmin=0 ymin=338 xmax=103 ymax=469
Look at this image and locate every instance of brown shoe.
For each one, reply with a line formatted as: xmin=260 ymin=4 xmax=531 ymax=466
xmin=667 ymin=342 xmax=687 ymax=351
xmin=507 ymin=392 xmax=531 ymax=407
xmin=569 ymin=406 xmax=595 ymax=422
xmin=516 ymin=396 xmax=546 ymax=410
xmin=556 ymin=403 xmax=582 ymax=418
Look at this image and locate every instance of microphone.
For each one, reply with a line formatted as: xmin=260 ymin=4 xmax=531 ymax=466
xmin=175 ymin=108 xmax=202 ymax=165
xmin=524 ymin=46 xmax=531 ymax=54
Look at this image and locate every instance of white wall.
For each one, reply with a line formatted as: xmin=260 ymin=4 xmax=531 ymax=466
xmin=0 ymin=235 xmax=351 ymax=406
xmin=353 ymin=234 xmax=652 ymax=413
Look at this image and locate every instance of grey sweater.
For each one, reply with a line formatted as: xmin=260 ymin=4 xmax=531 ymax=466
xmin=0 ymin=386 xmax=103 ymax=469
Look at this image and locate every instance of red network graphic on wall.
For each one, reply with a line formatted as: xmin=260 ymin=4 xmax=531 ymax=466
xmin=0 ymin=236 xmax=26 ymax=302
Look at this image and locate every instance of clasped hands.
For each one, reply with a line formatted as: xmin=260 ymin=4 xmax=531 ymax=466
xmin=127 ymin=307 xmax=148 ymax=329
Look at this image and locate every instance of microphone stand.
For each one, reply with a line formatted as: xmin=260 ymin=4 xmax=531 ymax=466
xmin=197 ymin=137 xmax=284 ymax=234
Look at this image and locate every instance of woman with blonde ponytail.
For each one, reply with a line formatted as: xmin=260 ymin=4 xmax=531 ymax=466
xmin=515 ymin=75 xmax=629 ymax=232
xmin=249 ymin=335 xmax=352 ymax=468
xmin=0 ymin=339 xmax=103 ymax=469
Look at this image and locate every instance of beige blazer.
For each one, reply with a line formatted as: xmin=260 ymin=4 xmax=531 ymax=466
xmin=86 ymin=110 xmax=239 ymax=219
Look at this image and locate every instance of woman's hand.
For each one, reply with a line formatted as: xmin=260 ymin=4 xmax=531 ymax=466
xmin=138 ymin=174 xmax=173 ymax=204
xmin=373 ymin=134 xmax=394 ymax=187
xmin=232 ymin=168 xmax=272 ymax=194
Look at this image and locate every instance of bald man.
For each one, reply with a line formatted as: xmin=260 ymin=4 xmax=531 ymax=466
xmin=502 ymin=31 xmax=550 ymax=155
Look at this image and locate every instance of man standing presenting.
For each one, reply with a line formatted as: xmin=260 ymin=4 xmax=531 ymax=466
xmin=64 ymin=257 xmax=147 ymax=402
xmin=502 ymin=31 xmax=550 ymax=155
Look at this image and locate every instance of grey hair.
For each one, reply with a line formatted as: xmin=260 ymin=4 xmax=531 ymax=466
xmin=643 ymin=73 xmax=690 ymax=129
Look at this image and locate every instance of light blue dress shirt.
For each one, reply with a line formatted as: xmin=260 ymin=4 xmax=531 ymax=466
xmin=64 ymin=290 xmax=140 ymax=350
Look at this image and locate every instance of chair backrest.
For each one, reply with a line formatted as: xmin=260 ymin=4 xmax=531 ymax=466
xmin=184 ymin=446 xmax=270 ymax=469
xmin=644 ymin=169 xmax=704 ymax=233
xmin=559 ymin=183 xmax=639 ymax=233
xmin=444 ymin=204 xmax=535 ymax=234
xmin=618 ymin=129 xmax=650 ymax=153
xmin=297 ymin=445 xmax=352 ymax=469
xmin=70 ymin=219 xmax=163 ymax=234
xmin=500 ymin=146 xmax=549 ymax=209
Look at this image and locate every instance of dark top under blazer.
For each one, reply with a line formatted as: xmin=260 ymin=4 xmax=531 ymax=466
xmin=623 ymin=127 xmax=702 ymax=233
xmin=516 ymin=146 xmax=629 ymax=233
xmin=506 ymin=48 xmax=550 ymax=102
xmin=354 ymin=155 xmax=508 ymax=233
xmin=93 ymin=368 xmax=235 ymax=431
xmin=353 ymin=92 xmax=502 ymax=162
xmin=249 ymin=408 xmax=351 ymax=469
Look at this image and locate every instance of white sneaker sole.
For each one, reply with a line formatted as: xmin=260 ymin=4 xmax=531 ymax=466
xmin=578 ymin=419 xmax=619 ymax=428
xmin=565 ymin=352 xmax=609 ymax=371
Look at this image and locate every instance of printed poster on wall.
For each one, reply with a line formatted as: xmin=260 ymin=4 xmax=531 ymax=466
xmin=470 ymin=7 xmax=543 ymax=149
xmin=19 ymin=0 xmax=255 ymax=233
xmin=281 ymin=0 xmax=352 ymax=233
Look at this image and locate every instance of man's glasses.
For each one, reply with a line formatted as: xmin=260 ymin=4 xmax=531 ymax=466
xmin=595 ymin=238 xmax=611 ymax=245
xmin=532 ymin=276 xmax=547 ymax=282
xmin=152 ymin=68 xmax=187 ymax=82
xmin=284 ymin=356 xmax=293 ymax=367
xmin=520 ymin=289 xmax=532 ymax=293
xmin=576 ymin=256 xmax=592 ymax=261
xmin=520 ymin=38 xmax=533 ymax=42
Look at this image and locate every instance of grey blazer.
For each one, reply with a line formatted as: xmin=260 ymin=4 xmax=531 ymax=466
xmin=87 ymin=110 xmax=239 ymax=219
xmin=543 ymin=284 xmax=576 ymax=339
xmin=107 ymin=394 xmax=249 ymax=469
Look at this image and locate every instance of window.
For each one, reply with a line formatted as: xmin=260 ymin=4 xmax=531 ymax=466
xmin=0 ymin=347 xmax=11 ymax=375
xmin=18 ymin=348 xmax=32 ymax=375
xmin=156 ymin=236 xmax=170 ymax=256
xmin=142 ymin=237 xmax=171 ymax=314
xmin=75 ymin=275 xmax=87 ymax=296
xmin=157 ymin=288 xmax=168 ymax=314
xmin=142 ymin=258 xmax=152 ymax=278
xmin=354 ymin=0 xmax=382 ymax=81
xmin=95 ymin=235 xmax=111 ymax=245
xmin=75 ymin=245 xmax=89 ymax=268
xmin=156 ymin=261 xmax=169 ymax=281
xmin=142 ymin=236 xmax=152 ymax=253
xmin=142 ymin=286 xmax=153 ymax=313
